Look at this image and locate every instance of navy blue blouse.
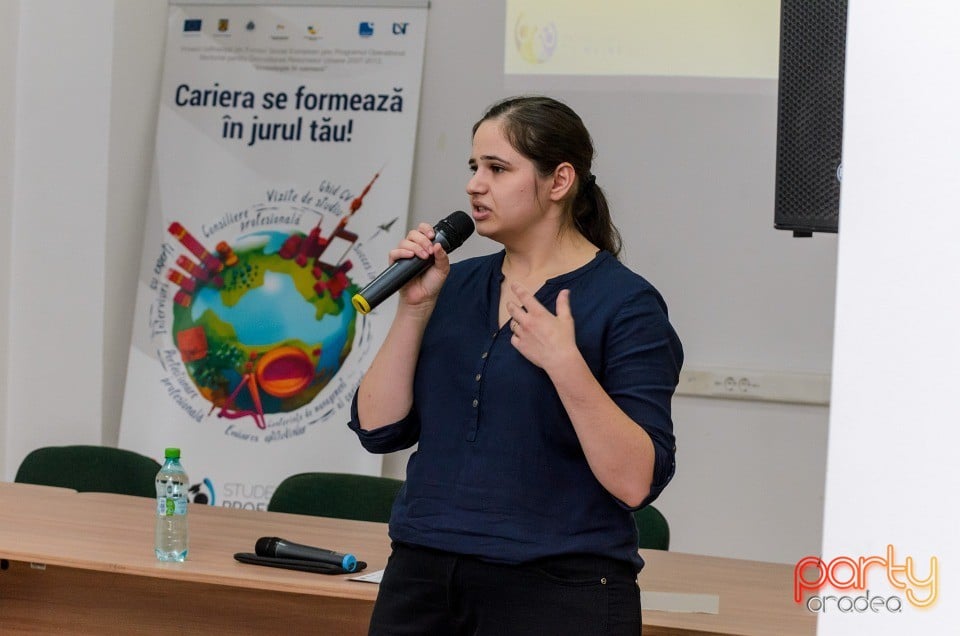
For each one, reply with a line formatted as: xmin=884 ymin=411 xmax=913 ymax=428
xmin=349 ymin=250 xmax=682 ymax=571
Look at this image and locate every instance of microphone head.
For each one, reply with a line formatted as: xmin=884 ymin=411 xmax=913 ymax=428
xmin=255 ymin=536 xmax=281 ymax=557
xmin=434 ymin=211 xmax=474 ymax=253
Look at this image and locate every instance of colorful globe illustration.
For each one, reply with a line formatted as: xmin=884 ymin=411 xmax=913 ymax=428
xmin=170 ymin=229 xmax=359 ymax=425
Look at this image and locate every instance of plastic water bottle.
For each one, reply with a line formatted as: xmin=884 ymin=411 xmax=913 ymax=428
xmin=155 ymin=447 xmax=189 ymax=562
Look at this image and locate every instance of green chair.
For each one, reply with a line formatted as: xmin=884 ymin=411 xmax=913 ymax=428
xmin=268 ymin=472 xmax=403 ymax=523
xmin=633 ymin=505 xmax=670 ymax=551
xmin=14 ymin=445 xmax=161 ymax=498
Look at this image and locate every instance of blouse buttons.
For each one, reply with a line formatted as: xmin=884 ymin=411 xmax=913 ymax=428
xmin=475 ymin=374 xmax=482 ymax=382
xmin=472 ymin=399 xmax=479 ymax=408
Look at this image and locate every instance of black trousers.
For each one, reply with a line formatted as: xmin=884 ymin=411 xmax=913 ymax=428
xmin=368 ymin=542 xmax=642 ymax=636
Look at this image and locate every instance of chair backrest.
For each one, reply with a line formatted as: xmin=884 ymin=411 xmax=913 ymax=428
xmin=633 ymin=504 xmax=670 ymax=551
xmin=15 ymin=445 xmax=161 ymax=498
xmin=268 ymin=472 xmax=403 ymax=523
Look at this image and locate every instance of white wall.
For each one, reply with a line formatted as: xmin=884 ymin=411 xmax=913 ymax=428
xmin=101 ymin=0 xmax=167 ymax=447
xmin=820 ymin=1 xmax=960 ymax=631
xmin=4 ymin=0 xmax=113 ymax=472
xmin=0 ymin=0 xmax=19 ymax=481
xmin=1 ymin=0 xmax=836 ymax=565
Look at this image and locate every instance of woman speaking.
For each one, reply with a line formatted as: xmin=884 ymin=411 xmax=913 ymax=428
xmin=349 ymin=95 xmax=683 ymax=635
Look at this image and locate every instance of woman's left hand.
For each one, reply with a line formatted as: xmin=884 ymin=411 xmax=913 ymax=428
xmin=506 ymin=284 xmax=578 ymax=371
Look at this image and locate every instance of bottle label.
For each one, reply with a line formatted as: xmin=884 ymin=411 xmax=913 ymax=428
xmin=157 ymin=497 xmax=188 ymax=516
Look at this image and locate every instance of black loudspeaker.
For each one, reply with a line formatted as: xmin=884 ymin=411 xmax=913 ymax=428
xmin=774 ymin=0 xmax=848 ymax=236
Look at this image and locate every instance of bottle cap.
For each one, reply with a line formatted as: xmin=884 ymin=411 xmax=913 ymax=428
xmin=164 ymin=447 xmax=181 ymax=459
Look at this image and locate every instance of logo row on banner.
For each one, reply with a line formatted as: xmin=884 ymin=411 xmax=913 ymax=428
xmin=182 ymin=17 xmax=412 ymax=38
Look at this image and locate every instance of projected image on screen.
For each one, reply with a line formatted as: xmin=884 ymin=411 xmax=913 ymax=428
xmin=505 ymin=0 xmax=779 ymax=80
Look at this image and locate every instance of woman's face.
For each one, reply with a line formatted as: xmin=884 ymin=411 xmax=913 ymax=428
xmin=467 ymin=119 xmax=552 ymax=243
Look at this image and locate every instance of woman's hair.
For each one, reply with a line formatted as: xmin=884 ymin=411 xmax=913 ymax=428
xmin=473 ymin=95 xmax=622 ymax=257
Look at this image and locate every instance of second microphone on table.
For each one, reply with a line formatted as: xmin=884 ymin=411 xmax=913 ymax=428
xmin=351 ymin=210 xmax=475 ymax=315
xmin=255 ymin=536 xmax=358 ymax=572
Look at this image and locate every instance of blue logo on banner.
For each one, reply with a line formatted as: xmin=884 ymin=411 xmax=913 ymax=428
xmin=359 ymin=22 xmax=374 ymax=37
xmin=184 ymin=19 xmax=202 ymax=32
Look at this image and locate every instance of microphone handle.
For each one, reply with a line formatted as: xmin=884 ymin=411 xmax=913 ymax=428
xmin=352 ymin=230 xmax=455 ymax=314
xmin=352 ymin=253 xmax=434 ymax=314
xmin=275 ymin=539 xmax=357 ymax=572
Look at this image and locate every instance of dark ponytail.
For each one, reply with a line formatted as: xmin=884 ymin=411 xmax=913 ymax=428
xmin=473 ymin=96 xmax=622 ymax=258
xmin=572 ymin=172 xmax=621 ymax=258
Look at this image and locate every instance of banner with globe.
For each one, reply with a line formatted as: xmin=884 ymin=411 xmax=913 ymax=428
xmin=119 ymin=1 xmax=428 ymax=510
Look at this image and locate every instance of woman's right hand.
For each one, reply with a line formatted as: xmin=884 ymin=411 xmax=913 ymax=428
xmin=390 ymin=222 xmax=451 ymax=309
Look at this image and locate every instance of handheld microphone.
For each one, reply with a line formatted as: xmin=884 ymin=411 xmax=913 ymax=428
xmin=254 ymin=536 xmax=357 ymax=572
xmin=351 ymin=210 xmax=475 ymax=314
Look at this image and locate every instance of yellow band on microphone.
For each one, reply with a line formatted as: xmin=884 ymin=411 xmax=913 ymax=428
xmin=352 ymin=293 xmax=372 ymax=314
